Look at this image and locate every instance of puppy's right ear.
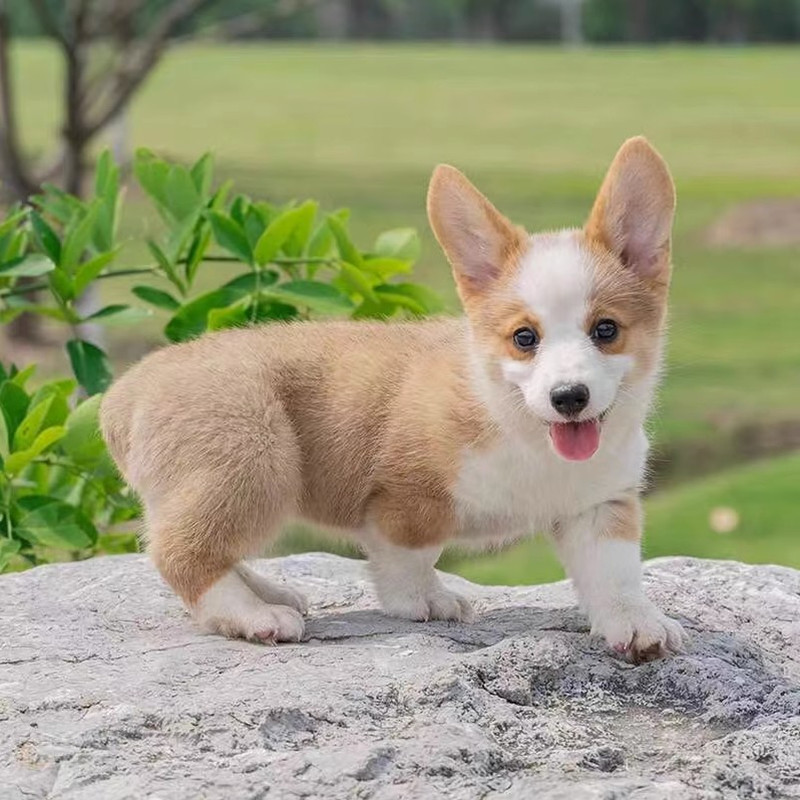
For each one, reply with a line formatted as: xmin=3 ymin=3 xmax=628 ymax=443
xmin=585 ymin=137 xmax=675 ymax=286
xmin=427 ymin=165 xmax=526 ymax=298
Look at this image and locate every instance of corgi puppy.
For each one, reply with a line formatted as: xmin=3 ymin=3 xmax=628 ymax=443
xmin=101 ymin=137 xmax=685 ymax=662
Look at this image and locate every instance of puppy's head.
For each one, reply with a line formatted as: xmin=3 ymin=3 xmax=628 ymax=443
xmin=427 ymin=137 xmax=675 ymax=461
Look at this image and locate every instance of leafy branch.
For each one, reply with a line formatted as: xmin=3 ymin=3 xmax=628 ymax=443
xmin=0 ymin=147 xmax=441 ymax=573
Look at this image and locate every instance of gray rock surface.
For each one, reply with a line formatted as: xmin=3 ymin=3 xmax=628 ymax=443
xmin=1 ymin=553 xmax=799 ymax=800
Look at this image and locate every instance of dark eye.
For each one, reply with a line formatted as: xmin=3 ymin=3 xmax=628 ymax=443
xmin=592 ymin=319 xmax=619 ymax=343
xmin=512 ymin=327 xmax=538 ymax=351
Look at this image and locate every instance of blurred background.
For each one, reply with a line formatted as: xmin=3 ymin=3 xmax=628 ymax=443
xmin=1 ymin=0 xmax=798 ymax=583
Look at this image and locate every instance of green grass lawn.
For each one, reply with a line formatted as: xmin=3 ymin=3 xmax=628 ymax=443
xmin=15 ymin=42 xmax=797 ymax=450
xmin=9 ymin=42 xmax=800 ymax=576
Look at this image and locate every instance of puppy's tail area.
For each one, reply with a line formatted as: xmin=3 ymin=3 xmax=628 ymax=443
xmin=99 ymin=376 xmax=136 ymax=480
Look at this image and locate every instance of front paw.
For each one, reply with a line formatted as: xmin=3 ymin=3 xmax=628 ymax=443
xmin=592 ymin=599 xmax=686 ymax=663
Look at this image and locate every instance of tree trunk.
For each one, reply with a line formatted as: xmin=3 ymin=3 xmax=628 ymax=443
xmin=62 ymin=41 xmax=86 ymax=197
xmin=626 ymin=0 xmax=649 ymax=41
xmin=315 ymin=0 xmax=348 ymax=38
xmin=560 ymin=0 xmax=585 ymax=46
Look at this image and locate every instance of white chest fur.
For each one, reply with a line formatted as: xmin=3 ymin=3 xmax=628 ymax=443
xmin=452 ymin=422 xmax=648 ymax=545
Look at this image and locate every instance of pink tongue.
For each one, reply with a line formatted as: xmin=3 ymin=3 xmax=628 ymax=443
xmin=550 ymin=420 xmax=601 ymax=461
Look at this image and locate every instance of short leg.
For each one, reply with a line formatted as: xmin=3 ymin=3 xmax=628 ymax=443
xmin=364 ymin=537 xmax=474 ymax=623
xmin=236 ymin=562 xmax=309 ymax=616
xmin=552 ymin=494 xmax=686 ymax=663
xmin=141 ymin=395 xmax=306 ymax=644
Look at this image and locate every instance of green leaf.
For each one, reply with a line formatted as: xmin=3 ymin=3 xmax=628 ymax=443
xmin=30 ymin=378 xmax=76 ymax=402
xmin=249 ymin=297 xmax=298 ymax=323
xmin=15 ymin=496 xmax=97 ymax=550
xmin=48 ymin=267 xmax=75 ymax=302
xmin=3 ymin=301 xmax=70 ymax=322
xmin=27 ymin=382 xmax=75 ymax=432
xmin=207 ymin=212 xmax=252 ymax=264
xmin=253 ymin=203 xmax=312 ymax=266
xmin=95 ymin=150 xmax=116 ymax=194
xmin=10 ymin=364 xmax=36 ymax=390
xmin=0 ymin=308 xmax=22 ymax=325
xmin=134 ymin=149 xmax=170 ymax=207
xmin=131 ymin=285 xmax=180 ymax=311
xmin=307 ymin=220 xmax=335 ymax=260
xmin=209 ymin=180 xmax=233 ymax=211
xmin=13 ymin=396 xmax=55 ymax=452
xmin=0 ymin=254 xmax=55 ymax=277
xmin=267 ymin=281 xmax=354 ymax=315
xmin=376 ymin=283 xmax=444 ymax=314
xmin=61 ymin=202 xmax=100 ymax=274
xmin=30 ymin=211 xmax=62 ymax=264
xmin=327 ymin=215 xmax=363 ymax=268
xmin=184 ymin=224 xmax=211 ymax=285
xmin=0 ymin=228 xmax=27 ymax=263
xmin=352 ymin=295 xmax=400 ymax=320
xmin=61 ymin=395 xmax=105 ymax=467
xmin=370 ymin=292 xmax=424 ymax=316
xmin=26 ymin=385 xmax=70 ymax=434
xmin=147 ymin=240 xmax=183 ymax=292
xmin=165 ymin=165 xmax=201 ymax=222
xmin=243 ymin=207 xmax=267 ymax=249
xmin=337 ymin=262 xmax=378 ymax=303
xmin=0 ymin=538 xmax=21 ymax=571
xmin=284 ymin=201 xmax=318 ymax=257
xmin=0 ymin=381 xmax=30 ymax=445
xmin=190 ymin=153 xmax=214 ymax=197
xmin=82 ymin=304 xmax=152 ymax=326
xmin=66 ymin=340 xmax=113 ymax=396
xmin=73 ymin=249 xmax=118 ymax=296
xmin=0 ymin=209 xmax=26 ymax=240
xmin=223 ymin=270 xmax=278 ymax=293
xmin=164 ymin=285 xmax=251 ymax=342
xmin=5 ymin=426 xmax=66 ymax=475
xmin=92 ymin=150 xmax=120 ymax=252
xmin=0 ymin=405 xmax=9 ymax=461
xmin=252 ymin=201 xmax=277 ymax=226
xmin=34 ymin=183 xmax=84 ymax=227
xmin=362 ymin=257 xmax=413 ymax=280
xmin=374 ymin=228 xmax=421 ymax=262
xmin=206 ymin=297 xmax=251 ymax=331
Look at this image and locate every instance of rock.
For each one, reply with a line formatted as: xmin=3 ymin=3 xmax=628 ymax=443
xmin=2 ymin=553 xmax=800 ymax=799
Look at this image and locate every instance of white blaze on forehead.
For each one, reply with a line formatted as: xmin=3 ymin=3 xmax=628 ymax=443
xmin=497 ymin=229 xmax=634 ymax=424
xmin=514 ymin=231 xmax=593 ymax=330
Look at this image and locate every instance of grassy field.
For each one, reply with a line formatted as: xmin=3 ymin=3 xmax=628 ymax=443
xmin=9 ymin=43 xmax=800 ymax=581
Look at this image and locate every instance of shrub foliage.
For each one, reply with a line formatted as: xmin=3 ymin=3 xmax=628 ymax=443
xmin=0 ymin=150 xmax=440 ymax=572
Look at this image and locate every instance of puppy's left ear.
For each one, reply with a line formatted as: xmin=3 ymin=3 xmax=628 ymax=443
xmin=585 ymin=137 xmax=675 ymax=284
xmin=427 ymin=164 xmax=527 ymax=298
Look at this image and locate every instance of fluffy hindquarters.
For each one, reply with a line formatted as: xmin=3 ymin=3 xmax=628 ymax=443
xmin=136 ymin=397 xmax=307 ymax=642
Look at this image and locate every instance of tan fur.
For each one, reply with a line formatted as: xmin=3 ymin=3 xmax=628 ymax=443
xmin=602 ymin=493 xmax=643 ymax=542
xmin=585 ymin=136 xmax=675 ymax=290
xmin=581 ymin=232 xmax=666 ymax=378
xmin=427 ymin=163 xmax=528 ymax=308
xmin=101 ymin=320 xmax=493 ymax=602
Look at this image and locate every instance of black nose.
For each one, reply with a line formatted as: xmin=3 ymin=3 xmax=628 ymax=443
xmin=550 ymin=383 xmax=590 ymax=417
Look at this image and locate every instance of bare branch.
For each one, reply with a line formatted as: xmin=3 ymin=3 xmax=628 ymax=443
xmin=0 ymin=3 xmax=37 ymax=199
xmin=34 ymin=145 xmax=68 ymax=185
xmin=85 ymin=0 xmax=215 ymax=138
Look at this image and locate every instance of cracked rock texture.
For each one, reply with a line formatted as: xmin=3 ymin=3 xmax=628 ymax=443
xmin=2 ymin=553 xmax=800 ymax=799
